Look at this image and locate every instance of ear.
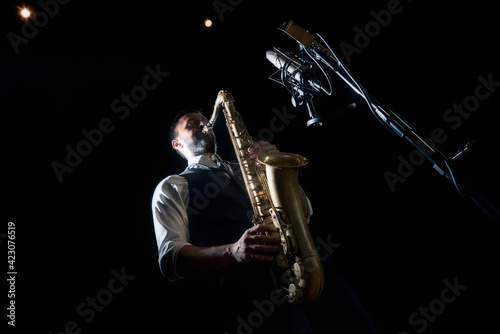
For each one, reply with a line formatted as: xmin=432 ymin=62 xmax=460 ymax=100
xmin=172 ymin=139 xmax=183 ymax=150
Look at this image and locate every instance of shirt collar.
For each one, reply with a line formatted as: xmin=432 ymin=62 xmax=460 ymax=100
xmin=187 ymin=154 xmax=220 ymax=169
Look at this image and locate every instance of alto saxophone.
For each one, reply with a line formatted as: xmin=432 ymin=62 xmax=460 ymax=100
xmin=203 ymin=90 xmax=324 ymax=303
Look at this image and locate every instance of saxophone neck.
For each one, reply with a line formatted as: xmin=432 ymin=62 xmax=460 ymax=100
xmin=202 ymin=90 xmax=233 ymax=134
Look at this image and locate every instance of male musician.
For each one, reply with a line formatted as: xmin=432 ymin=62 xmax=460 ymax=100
xmin=152 ymin=108 xmax=377 ymax=333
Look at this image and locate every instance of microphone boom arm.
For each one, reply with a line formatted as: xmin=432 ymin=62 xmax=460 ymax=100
xmin=272 ymin=20 xmax=500 ymax=223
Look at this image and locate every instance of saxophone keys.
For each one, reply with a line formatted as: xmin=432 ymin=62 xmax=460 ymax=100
xmin=275 ymin=252 xmax=290 ymax=269
xmin=287 ymin=283 xmax=304 ymax=303
xmin=292 ymin=262 xmax=304 ymax=279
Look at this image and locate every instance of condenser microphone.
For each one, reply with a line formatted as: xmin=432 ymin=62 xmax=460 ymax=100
xmin=266 ymin=48 xmax=328 ymax=93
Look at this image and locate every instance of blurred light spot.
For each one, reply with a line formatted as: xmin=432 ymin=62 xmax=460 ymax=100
xmin=21 ymin=8 xmax=30 ymax=18
xmin=17 ymin=6 xmax=32 ymax=19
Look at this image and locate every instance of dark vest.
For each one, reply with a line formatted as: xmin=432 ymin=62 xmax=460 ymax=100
xmin=180 ymin=163 xmax=254 ymax=247
xmin=178 ymin=163 xmax=279 ymax=330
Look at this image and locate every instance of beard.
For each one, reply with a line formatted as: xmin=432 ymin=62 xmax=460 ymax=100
xmin=184 ymin=131 xmax=217 ymax=156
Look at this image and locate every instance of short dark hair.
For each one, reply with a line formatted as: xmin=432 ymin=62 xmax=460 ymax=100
xmin=169 ymin=107 xmax=204 ymax=143
xmin=169 ymin=108 xmax=204 ymax=160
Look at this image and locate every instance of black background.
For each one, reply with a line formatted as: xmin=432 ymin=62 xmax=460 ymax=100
xmin=2 ymin=0 xmax=500 ymax=333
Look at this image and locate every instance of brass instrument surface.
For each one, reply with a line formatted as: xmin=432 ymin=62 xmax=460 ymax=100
xmin=204 ymin=90 xmax=324 ymax=303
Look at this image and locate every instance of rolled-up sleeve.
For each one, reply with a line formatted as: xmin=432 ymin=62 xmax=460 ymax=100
xmin=152 ymin=175 xmax=191 ymax=281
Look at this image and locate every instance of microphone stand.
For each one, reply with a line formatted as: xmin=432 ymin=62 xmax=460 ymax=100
xmin=315 ymin=49 xmax=450 ymax=176
xmin=278 ymin=21 xmax=500 ymax=223
xmin=322 ymin=45 xmax=500 ymax=222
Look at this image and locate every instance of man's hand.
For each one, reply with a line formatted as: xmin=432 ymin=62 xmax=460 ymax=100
xmin=230 ymin=224 xmax=281 ymax=264
xmin=248 ymin=141 xmax=279 ymax=165
xmin=176 ymin=224 xmax=280 ymax=276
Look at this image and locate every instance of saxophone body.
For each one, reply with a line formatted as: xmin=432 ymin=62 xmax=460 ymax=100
xmin=203 ymin=90 xmax=324 ymax=303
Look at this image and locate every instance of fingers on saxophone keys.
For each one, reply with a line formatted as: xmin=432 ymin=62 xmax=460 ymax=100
xmin=254 ymin=141 xmax=278 ymax=152
xmin=248 ymin=141 xmax=278 ymax=159
xmin=249 ymin=224 xmax=277 ymax=235
xmin=248 ymin=147 xmax=260 ymax=160
xmin=248 ymin=253 xmax=274 ymax=262
xmin=246 ymin=245 xmax=280 ymax=262
xmin=248 ymin=234 xmax=281 ymax=246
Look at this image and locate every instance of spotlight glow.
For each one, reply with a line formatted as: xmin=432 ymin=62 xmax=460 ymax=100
xmin=204 ymin=18 xmax=213 ymax=28
xmin=20 ymin=8 xmax=30 ymax=18
xmin=17 ymin=6 xmax=32 ymax=19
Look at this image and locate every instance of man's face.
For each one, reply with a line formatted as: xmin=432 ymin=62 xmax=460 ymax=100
xmin=173 ymin=113 xmax=216 ymax=158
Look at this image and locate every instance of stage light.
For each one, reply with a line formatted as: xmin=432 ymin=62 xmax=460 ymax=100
xmin=17 ymin=6 xmax=32 ymax=19
xmin=204 ymin=18 xmax=213 ymax=28
xmin=20 ymin=8 xmax=30 ymax=18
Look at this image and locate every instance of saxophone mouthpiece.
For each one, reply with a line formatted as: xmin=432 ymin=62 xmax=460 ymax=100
xmin=202 ymin=122 xmax=213 ymax=134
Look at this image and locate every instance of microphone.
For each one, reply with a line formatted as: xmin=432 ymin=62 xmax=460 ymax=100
xmin=266 ymin=48 xmax=328 ymax=93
